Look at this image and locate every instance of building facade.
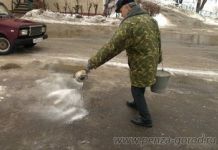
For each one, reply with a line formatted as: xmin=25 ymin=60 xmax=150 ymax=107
xmin=0 ymin=0 xmax=11 ymax=10
xmin=44 ymin=0 xmax=104 ymax=14
xmin=0 ymin=0 xmax=105 ymax=14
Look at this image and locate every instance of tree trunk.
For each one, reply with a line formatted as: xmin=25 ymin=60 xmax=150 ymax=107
xmin=199 ymin=0 xmax=207 ymax=11
xmin=196 ymin=0 xmax=207 ymax=13
xmin=94 ymin=4 xmax=98 ymax=15
xmin=103 ymin=0 xmax=111 ymax=17
xmin=196 ymin=0 xmax=201 ymax=13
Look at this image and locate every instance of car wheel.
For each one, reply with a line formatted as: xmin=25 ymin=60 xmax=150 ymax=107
xmin=0 ymin=37 xmax=13 ymax=55
xmin=24 ymin=43 xmax=36 ymax=48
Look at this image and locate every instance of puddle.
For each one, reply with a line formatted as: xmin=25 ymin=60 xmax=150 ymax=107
xmin=32 ymin=73 xmax=88 ymax=123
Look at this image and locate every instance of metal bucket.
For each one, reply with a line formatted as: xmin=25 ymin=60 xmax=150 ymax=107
xmin=151 ymin=70 xmax=171 ymax=93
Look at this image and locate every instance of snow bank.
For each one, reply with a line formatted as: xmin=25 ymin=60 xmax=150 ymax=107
xmin=154 ymin=13 xmax=174 ymax=27
xmin=22 ymin=9 xmax=173 ymax=28
xmin=22 ymin=9 xmax=121 ymax=26
xmin=158 ymin=0 xmax=218 ymax=13
xmin=157 ymin=0 xmax=218 ymax=26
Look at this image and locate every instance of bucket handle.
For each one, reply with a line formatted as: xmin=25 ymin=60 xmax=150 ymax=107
xmin=161 ymin=61 xmax=165 ymax=71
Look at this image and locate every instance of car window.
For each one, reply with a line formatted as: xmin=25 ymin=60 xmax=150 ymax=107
xmin=0 ymin=5 xmax=9 ymax=15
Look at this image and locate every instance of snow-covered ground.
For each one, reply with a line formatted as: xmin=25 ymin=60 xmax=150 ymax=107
xmin=158 ymin=0 xmax=218 ymax=13
xmin=157 ymin=0 xmax=218 ymax=25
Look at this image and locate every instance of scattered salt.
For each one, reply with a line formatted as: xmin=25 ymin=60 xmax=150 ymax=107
xmin=34 ymin=74 xmax=88 ymax=123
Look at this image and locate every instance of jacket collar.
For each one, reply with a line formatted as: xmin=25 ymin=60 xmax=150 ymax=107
xmin=120 ymin=5 xmax=148 ymax=24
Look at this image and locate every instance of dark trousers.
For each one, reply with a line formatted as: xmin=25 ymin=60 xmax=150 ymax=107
xmin=131 ymin=86 xmax=151 ymax=120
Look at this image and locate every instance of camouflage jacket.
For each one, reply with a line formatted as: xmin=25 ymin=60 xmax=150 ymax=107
xmin=88 ymin=6 xmax=162 ymax=87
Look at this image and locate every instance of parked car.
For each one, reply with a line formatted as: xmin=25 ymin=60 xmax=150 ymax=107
xmin=0 ymin=2 xmax=47 ymax=55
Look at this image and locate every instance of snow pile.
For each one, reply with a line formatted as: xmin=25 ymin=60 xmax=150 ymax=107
xmin=84 ymin=15 xmax=106 ymax=23
xmin=188 ymin=13 xmax=218 ymax=26
xmin=176 ymin=7 xmax=218 ymax=25
xmin=22 ymin=9 xmax=121 ymax=26
xmin=156 ymin=0 xmax=218 ymax=25
xmin=157 ymin=0 xmax=176 ymax=5
xmin=158 ymin=0 xmax=218 ymax=13
xmin=24 ymin=9 xmax=43 ymax=17
xmin=22 ymin=9 xmax=173 ymax=27
xmin=153 ymin=13 xmax=174 ymax=27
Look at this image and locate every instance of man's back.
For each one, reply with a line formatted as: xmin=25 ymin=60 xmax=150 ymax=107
xmin=87 ymin=6 xmax=162 ymax=87
xmin=125 ymin=14 xmax=160 ymax=57
xmin=123 ymin=14 xmax=161 ymax=87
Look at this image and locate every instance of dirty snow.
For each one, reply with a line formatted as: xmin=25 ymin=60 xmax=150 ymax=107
xmin=22 ymin=9 xmax=121 ymax=26
xmin=33 ymin=74 xmax=88 ymax=123
xmin=22 ymin=9 xmax=173 ymax=27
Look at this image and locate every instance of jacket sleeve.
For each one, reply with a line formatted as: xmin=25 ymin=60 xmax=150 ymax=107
xmin=88 ymin=21 xmax=132 ymax=69
xmin=158 ymin=27 xmax=162 ymax=64
xmin=152 ymin=19 xmax=162 ymax=64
